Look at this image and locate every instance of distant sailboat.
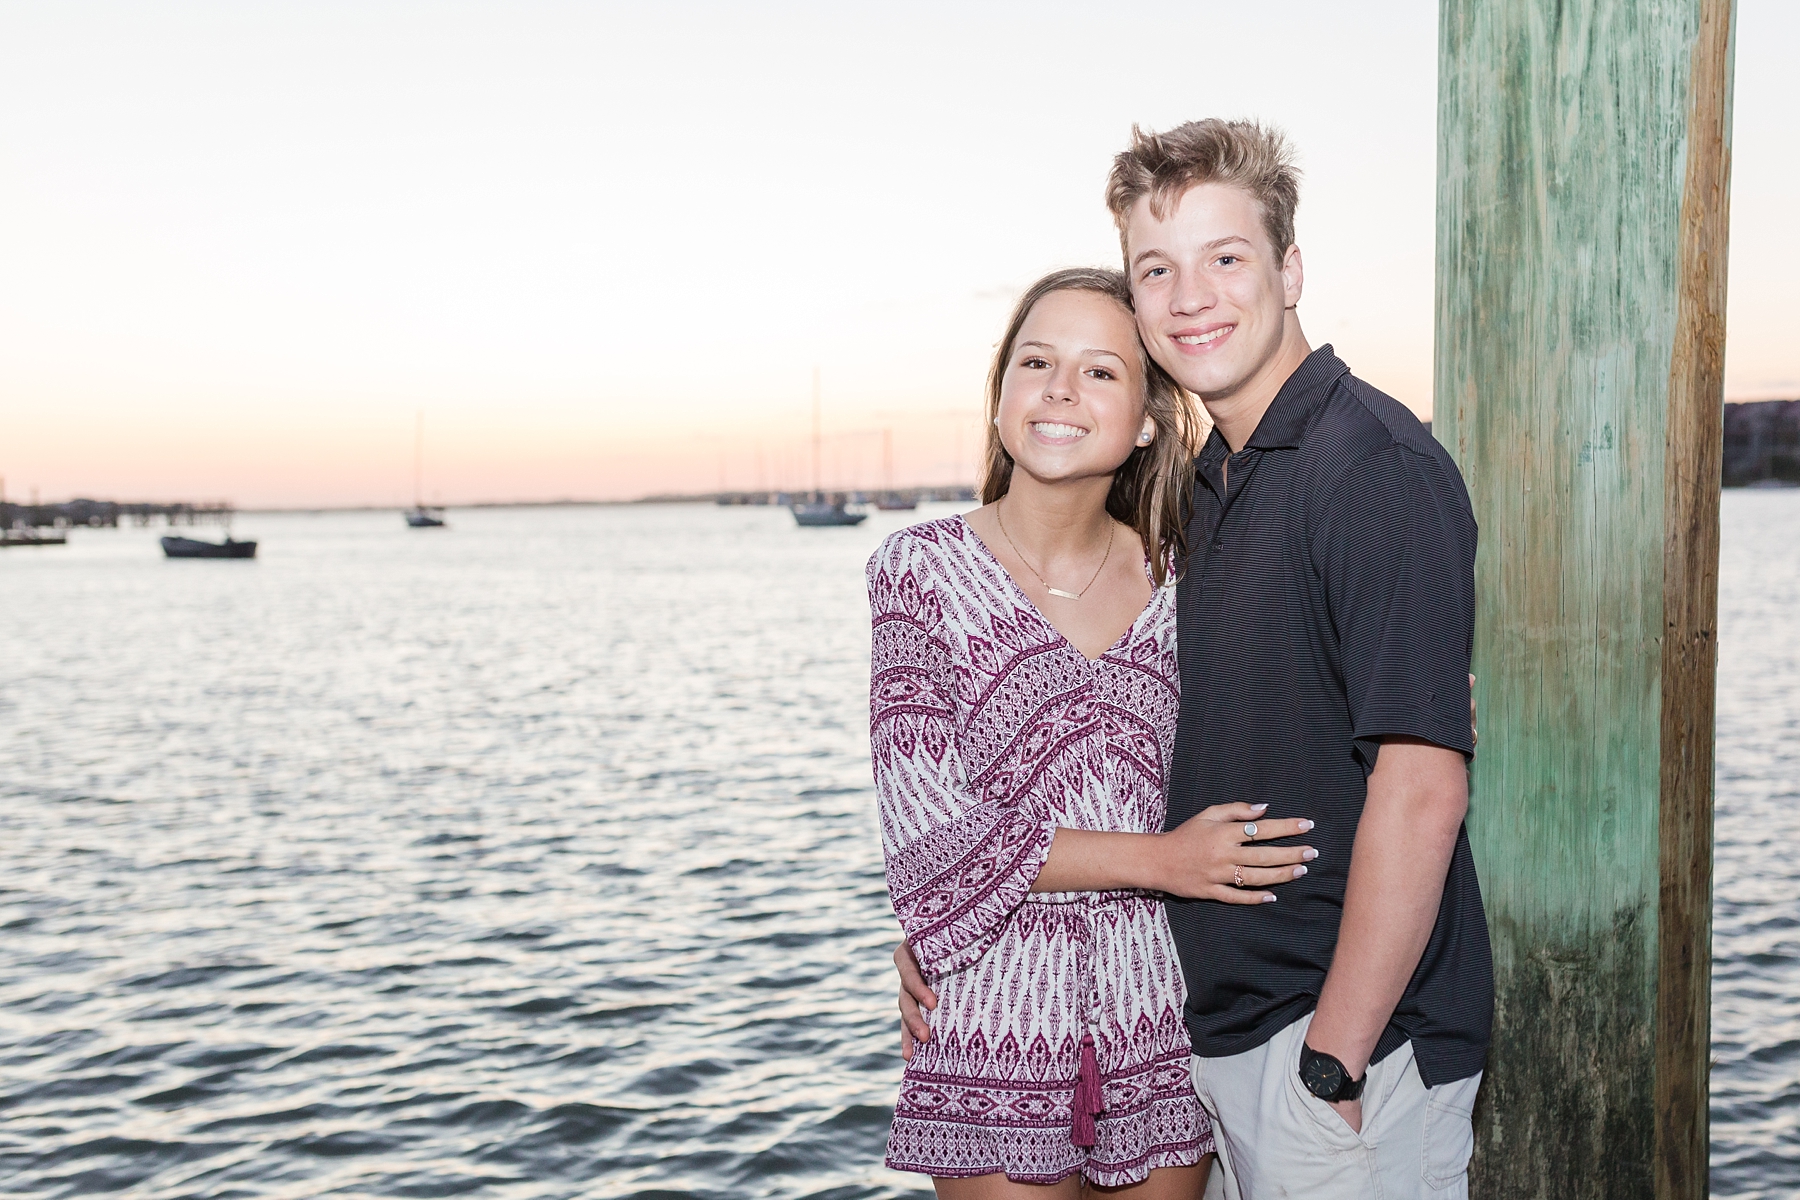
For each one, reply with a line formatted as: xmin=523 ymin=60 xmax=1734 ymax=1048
xmin=791 ymin=369 xmax=867 ymax=527
xmin=875 ymin=428 xmax=917 ymax=511
xmin=406 ymin=412 xmax=447 ymax=528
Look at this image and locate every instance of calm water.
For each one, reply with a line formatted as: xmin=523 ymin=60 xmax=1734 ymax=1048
xmin=1 ymin=497 xmax=1795 ymax=1198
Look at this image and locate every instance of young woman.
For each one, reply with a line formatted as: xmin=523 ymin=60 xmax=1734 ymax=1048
xmin=866 ymin=268 xmax=1317 ymax=1198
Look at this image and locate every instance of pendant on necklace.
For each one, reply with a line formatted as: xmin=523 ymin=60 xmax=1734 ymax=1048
xmin=1046 ymin=587 xmax=1081 ymax=600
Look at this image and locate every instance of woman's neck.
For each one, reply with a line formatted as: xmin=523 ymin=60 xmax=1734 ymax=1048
xmin=996 ymin=471 xmax=1118 ymax=567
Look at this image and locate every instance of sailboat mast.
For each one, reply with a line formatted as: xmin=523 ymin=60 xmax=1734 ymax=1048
xmin=413 ymin=411 xmax=424 ymax=509
xmin=811 ymin=367 xmax=822 ymax=499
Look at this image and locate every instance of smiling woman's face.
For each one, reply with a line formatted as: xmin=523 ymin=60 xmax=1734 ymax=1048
xmin=995 ymin=288 xmax=1151 ymax=488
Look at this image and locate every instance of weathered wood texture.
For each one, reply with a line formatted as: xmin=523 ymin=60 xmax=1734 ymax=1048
xmin=1658 ymin=3 xmax=1733 ymax=1196
xmin=1434 ymin=2 xmax=1734 ymax=1198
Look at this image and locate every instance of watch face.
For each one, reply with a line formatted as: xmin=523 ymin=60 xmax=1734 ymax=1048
xmin=1302 ymin=1051 xmax=1345 ymax=1099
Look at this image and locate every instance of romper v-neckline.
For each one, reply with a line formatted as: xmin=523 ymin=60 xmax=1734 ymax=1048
xmin=955 ymin=514 xmax=1162 ymax=665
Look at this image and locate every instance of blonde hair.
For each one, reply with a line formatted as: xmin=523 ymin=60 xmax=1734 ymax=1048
xmin=1105 ymin=119 xmax=1301 ymax=260
xmin=979 ymin=267 xmax=1202 ymax=586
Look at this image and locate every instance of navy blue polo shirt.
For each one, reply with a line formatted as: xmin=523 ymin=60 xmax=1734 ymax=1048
xmin=1164 ymin=345 xmax=1491 ymax=1087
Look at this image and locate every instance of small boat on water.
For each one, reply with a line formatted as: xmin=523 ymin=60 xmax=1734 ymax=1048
xmin=792 ymin=497 xmax=868 ymax=527
xmin=162 ymin=535 xmax=257 ymax=559
xmin=404 ymin=412 xmax=448 ymax=528
xmin=874 ymin=430 xmax=917 ymax=510
xmin=1 ymin=529 xmax=68 ymax=547
xmin=791 ymin=370 xmax=868 ymax=527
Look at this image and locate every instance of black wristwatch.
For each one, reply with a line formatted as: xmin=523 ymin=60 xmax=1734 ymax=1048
xmin=1299 ymin=1042 xmax=1365 ymax=1102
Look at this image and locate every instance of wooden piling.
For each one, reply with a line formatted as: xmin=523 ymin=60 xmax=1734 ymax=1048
xmin=1433 ymin=2 xmax=1735 ymax=1197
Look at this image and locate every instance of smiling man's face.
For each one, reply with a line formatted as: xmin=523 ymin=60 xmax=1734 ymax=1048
xmin=1124 ymin=182 xmax=1303 ymax=406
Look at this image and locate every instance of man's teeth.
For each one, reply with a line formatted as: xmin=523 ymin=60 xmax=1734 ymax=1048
xmin=1032 ymin=422 xmax=1087 ymax=439
xmin=1175 ymin=327 xmax=1233 ymax=346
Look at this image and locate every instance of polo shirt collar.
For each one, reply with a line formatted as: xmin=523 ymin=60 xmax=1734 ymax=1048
xmin=1241 ymin=345 xmax=1351 ymax=451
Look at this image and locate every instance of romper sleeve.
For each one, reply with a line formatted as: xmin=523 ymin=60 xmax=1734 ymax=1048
xmin=867 ymin=530 xmax=1058 ymax=979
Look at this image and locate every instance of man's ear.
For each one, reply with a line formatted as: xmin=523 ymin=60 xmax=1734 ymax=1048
xmin=1282 ymin=244 xmax=1305 ymax=311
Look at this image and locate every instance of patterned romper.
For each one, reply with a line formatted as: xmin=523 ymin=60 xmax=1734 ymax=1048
xmin=867 ymin=516 xmax=1212 ymax=1186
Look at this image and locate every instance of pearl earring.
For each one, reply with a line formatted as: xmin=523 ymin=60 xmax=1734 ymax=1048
xmin=1138 ymin=431 xmax=1154 ymax=446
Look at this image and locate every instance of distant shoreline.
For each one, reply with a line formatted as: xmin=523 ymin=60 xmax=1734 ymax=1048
xmin=18 ymin=395 xmax=1800 ymax=513
xmin=234 ymin=489 xmax=979 ymax=515
xmin=234 ymin=497 xmax=708 ymax=515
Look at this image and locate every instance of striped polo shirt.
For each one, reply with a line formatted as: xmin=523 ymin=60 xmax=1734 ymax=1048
xmin=1164 ymin=345 xmax=1492 ymax=1087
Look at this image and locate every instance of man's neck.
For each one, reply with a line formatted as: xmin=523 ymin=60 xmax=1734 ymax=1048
xmin=1203 ymin=314 xmax=1313 ymax=453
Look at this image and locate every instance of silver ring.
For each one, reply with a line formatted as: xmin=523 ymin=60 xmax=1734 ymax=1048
xmin=1243 ymin=822 xmax=1259 ymax=839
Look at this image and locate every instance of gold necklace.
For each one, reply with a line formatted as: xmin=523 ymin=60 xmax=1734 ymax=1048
xmin=995 ymin=499 xmax=1115 ymax=601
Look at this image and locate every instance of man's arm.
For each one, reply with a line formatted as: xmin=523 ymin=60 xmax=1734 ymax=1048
xmin=896 ymin=941 xmax=936 ymax=1060
xmin=1302 ymin=736 xmax=1468 ymax=1131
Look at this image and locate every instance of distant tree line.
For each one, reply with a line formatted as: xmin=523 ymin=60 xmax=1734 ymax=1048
xmin=1423 ymin=400 xmax=1800 ymax=488
xmin=1718 ymin=400 xmax=1800 ymax=486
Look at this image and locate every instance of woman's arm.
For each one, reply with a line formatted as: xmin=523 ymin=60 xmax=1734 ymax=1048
xmin=868 ymin=539 xmax=1059 ymax=977
xmin=1032 ymin=804 xmax=1316 ymax=902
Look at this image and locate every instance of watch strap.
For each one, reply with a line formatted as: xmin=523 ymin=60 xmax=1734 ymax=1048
xmin=1299 ymin=1042 xmax=1365 ymax=1102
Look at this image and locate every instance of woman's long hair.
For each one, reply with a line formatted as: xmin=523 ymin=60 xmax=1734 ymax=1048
xmin=979 ymin=267 xmax=1204 ymax=585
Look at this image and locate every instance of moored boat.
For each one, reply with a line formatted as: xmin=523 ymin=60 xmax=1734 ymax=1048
xmin=874 ymin=430 xmax=917 ymax=510
xmin=0 ymin=529 xmax=68 ymax=547
xmin=791 ymin=497 xmax=868 ymax=527
xmin=791 ymin=370 xmax=868 ymax=527
xmin=162 ymin=535 xmax=257 ymax=559
xmin=404 ymin=413 xmax=448 ymax=527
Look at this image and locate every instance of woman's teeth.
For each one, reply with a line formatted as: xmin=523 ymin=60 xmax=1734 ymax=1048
xmin=1031 ymin=422 xmax=1087 ymax=439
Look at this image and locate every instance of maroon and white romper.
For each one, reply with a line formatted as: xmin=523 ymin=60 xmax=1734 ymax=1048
xmin=867 ymin=516 xmax=1212 ymax=1186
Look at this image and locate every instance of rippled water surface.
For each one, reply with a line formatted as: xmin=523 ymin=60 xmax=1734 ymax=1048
xmin=1711 ymin=491 xmax=1800 ymax=1198
xmin=2 ymin=497 xmax=1796 ymax=1198
xmin=1 ymin=505 xmax=930 ymax=1200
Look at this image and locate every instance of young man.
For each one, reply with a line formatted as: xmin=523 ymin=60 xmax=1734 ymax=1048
xmin=1107 ymin=119 xmax=1490 ymax=1199
xmin=895 ymin=119 xmax=1491 ymax=1199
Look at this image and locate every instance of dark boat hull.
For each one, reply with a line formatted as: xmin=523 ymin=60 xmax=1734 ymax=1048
xmin=0 ymin=530 xmax=68 ymax=547
xmin=161 ymin=536 xmax=257 ymax=559
xmin=791 ymin=501 xmax=867 ymax=527
xmin=406 ymin=507 xmax=447 ymax=527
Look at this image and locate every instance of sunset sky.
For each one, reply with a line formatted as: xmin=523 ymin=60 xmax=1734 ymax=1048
xmin=2 ymin=1 xmax=1795 ymax=508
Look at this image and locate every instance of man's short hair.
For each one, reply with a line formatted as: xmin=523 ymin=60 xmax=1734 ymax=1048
xmin=1105 ymin=119 xmax=1301 ymax=260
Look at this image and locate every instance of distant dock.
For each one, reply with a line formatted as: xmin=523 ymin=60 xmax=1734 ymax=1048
xmin=1 ymin=498 xmax=234 ymax=547
xmin=706 ymin=486 xmax=976 ymax=507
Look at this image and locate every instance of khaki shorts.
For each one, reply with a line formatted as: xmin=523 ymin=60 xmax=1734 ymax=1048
xmin=1193 ymin=1013 xmax=1480 ymax=1200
